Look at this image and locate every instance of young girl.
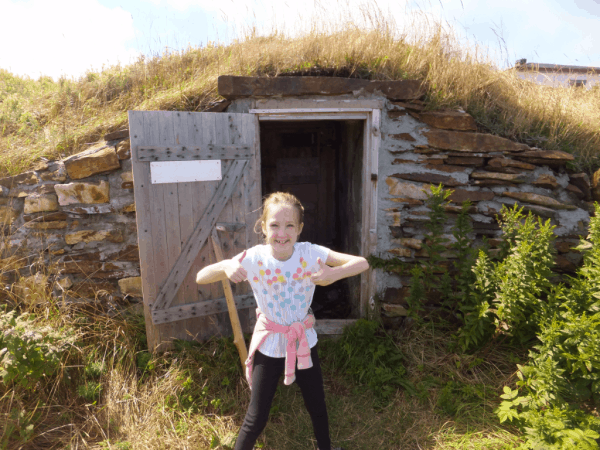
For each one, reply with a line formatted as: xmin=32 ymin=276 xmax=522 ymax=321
xmin=196 ymin=192 xmax=369 ymax=450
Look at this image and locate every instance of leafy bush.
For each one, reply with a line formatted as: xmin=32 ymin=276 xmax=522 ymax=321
xmin=0 ymin=306 xmax=75 ymax=389
xmin=457 ymin=203 xmax=557 ymax=351
xmin=496 ymin=202 xmax=600 ymax=450
xmin=321 ymin=318 xmax=414 ymax=410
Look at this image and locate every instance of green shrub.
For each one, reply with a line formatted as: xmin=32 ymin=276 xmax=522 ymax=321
xmin=0 ymin=306 xmax=75 ymax=389
xmin=321 ymin=318 xmax=414 ymax=410
xmin=457 ymin=203 xmax=557 ymax=351
xmin=496 ymin=202 xmax=600 ymax=450
xmin=77 ymin=381 xmax=102 ymax=403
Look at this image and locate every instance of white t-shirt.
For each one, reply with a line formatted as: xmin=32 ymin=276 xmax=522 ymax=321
xmin=241 ymin=242 xmax=330 ymax=358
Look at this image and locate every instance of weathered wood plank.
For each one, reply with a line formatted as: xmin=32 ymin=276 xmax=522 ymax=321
xmin=213 ymin=114 xmax=236 ymax=337
xmin=254 ymin=99 xmax=385 ymax=109
xmin=152 ymin=294 xmax=257 ymax=325
xmin=172 ymin=111 xmax=198 ymax=338
xmin=187 ymin=112 xmax=216 ymax=341
xmin=257 ymin=114 xmax=368 ymax=121
xmin=151 ymin=158 xmax=248 ymax=315
xmin=245 ymin=114 xmax=261 ymax=331
xmin=249 ymin=108 xmax=373 ymax=114
xmin=155 ymin=111 xmax=180 ymax=342
xmin=129 ymin=111 xmax=160 ymax=351
xmin=136 ymin=145 xmax=253 ymax=161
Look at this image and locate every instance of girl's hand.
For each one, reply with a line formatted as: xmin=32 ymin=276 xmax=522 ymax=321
xmin=224 ymin=251 xmax=248 ymax=283
xmin=310 ymin=258 xmax=338 ymax=286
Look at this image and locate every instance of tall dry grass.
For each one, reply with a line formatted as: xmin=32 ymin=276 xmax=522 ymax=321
xmin=1 ymin=4 xmax=599 ymax=177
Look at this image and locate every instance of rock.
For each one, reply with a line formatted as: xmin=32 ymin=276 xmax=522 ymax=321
xmin=386 ymin=211 xmax=402 ymax=226
xmin=54 ymin=180 xmax=110 ymax=205
xmin=487 ymin=158 xmax=536 ymax=170
xmin=55 ymin=276 xmax=73 ymax=291
xmin=517 ymin=149 xmax=574 ymax=161
xmin=532 ymin=174 xmax=559 ymax=189
xmin=65 ymin=229 xmax=124 ymax=245
xmin=218 ymin=76 xmax=424 ymax=100
xmin=426 ymin=158 xmax=446 ymax=165
xmin=555 ymin=241 xmax=578 ymax=253
xmin=382 ymin=303 xmax=409 ymax=317
xmin=392 ymin=158 xmax=422 ymax=165
xmin=473 ymin=180 xmax=517 ymax=187
xmin=390 ymin=172 xmax=466 ymax=186
xmin=121 ymin=172 xmax=133 ymax=189
xmin=415 ymin=110 xmax=477 ymax=131
xmin=386 ymin=178 xmax=431 ymax=199
xmin=445 ymin=156 xmax=485 ymax=166
xmin=121 ymin=203 xmax=136 ymax=213
xmin=388 ymin=133 xmax=416 ymax=142
xmin=566 ymin=184 xmax=585 ymax=200
xmin=593 ymin=169 xmax=600 ymax=202
xmin=471 ymin=172 xmax=526 ymax=183
xmin=390 ymin=101 xmax=425 ymax=111
xmin=555 ymin=255 xmax=577 ymax=272
xmin=444 ymin=204 xmax=477 ymax=213
xmin=383 ymin=287 xmax=411 ymax=304
xmin=388 ymin=248 xmax=412 ymax=257
xmin=61 ymin=205 xmax=116 ymax=214
xmin=104 ymin=129 xmax=129 ymax=141
xmin=0 ymin=206 xmax=19 ymax=225
xmin=448 ymin=189 xmax=495 ymax=204
xmin=116 ymin=140 xmax=131 ymax=160
xmin=63 ymin=143 xmax=120 ymax=180
xmin=500 ymin=191 xmax=577 ymax=210
xmin=23 ymin=211 xmax=68 ymax=223
xmin=391 ymin=238 xmax=423 ymax=250
xmin=40 ymin=163 xmax=67 ymax=182
xmin=118 ymin=277 xmax=143 ymax=297
xmin=423 ymin=129 xmax=530 ymax=152
xmin=205 ymin=100 xmax=232 ymax=112
xmin=516 ymin=204 xmax=557 ymax=219
xmin=425 ymin=164 xmax=465 ymax=173
xmin=0 ymin=171 xmax=38 ymax=189
xmin=24 ymin=194 xmax=59 ymax=213
xmin=24 ymin=221 xmax=67 ymax=230
xmin=389 ymin=197 xmax=424 ymax=205
xmin=569 ymin=173 xmax=591 ymax=201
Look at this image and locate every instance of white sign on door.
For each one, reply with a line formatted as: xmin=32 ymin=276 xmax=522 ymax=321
xmin=150 ymin=160 xmax=222 ymax=184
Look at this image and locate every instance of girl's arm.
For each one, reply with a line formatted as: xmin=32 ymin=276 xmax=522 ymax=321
xmin=196 ymin=250 xmax=247 ymax=284
xmin=310 ymin=250 xmax=369 ymax=286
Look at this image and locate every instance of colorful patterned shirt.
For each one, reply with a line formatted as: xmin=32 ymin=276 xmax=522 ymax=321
xmin=241 ymin=242 xmax=330 ymax=358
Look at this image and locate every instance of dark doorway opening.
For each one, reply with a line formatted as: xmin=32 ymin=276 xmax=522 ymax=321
xmin=259 ymin=120 xmax=364 ymax=320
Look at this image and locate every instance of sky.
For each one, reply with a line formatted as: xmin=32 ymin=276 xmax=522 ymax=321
xmin=1 ymin=0 xmax=599 ymax=81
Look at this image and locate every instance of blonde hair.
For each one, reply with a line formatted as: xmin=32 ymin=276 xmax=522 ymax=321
xmin=254 ymin=192 xmax=304 ymax=239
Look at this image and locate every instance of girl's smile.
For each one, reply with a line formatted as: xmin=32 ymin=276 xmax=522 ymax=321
xmin=261 ymin=204 xmax=303 ymax=260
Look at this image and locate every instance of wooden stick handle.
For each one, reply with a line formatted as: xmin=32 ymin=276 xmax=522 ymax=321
xmin=210 ymin=229 xmax=248 ymax=372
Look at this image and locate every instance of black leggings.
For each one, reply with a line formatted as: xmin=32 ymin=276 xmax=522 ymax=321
xmin=234 ymin=343 xmax=331 ymax=450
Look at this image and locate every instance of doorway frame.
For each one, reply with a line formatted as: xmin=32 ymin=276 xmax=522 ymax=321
xmin=249 ymin=107 xmax=381 ymax=320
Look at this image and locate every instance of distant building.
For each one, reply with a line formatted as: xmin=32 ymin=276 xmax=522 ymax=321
xmin=514 ymin=58 xmax=600 ymax=89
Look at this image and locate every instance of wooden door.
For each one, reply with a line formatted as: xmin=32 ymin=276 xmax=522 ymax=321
xmin=129 ymin=111 xmax=261 ymax=352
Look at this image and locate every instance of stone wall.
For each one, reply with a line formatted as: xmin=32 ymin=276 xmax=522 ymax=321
xmin=376 ymin=102 xmax=595 ymax=327
xmin=2 ymin=75 xmax=599 ymax=328
xmin=0 ymin=129 xmax=142 ymax=308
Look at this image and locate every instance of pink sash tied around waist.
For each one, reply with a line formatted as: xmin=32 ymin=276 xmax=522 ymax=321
xmin=245 ymin=308 xmax=316 ymax=390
